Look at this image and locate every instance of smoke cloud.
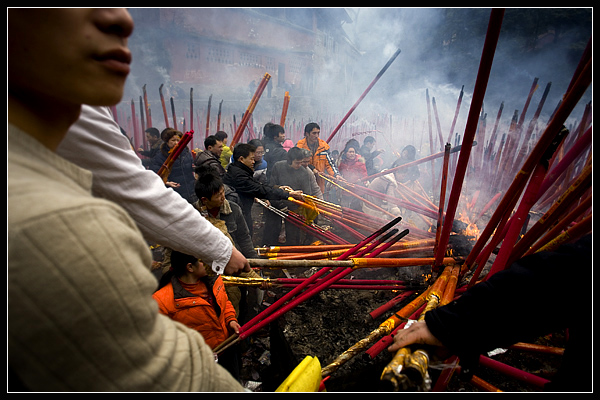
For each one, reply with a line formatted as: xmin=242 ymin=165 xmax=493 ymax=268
xmin=120 ymin=8 xmax=591 ymax=162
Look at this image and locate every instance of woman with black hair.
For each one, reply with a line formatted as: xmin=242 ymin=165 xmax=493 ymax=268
xmin=153 ymin=250 xmax=241 ymax=379
xmin=150 ymin=128 xmax=197 ymax=203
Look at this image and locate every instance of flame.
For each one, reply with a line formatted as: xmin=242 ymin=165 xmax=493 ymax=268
xmin=458 ymin=212 xmax=480 ymax=240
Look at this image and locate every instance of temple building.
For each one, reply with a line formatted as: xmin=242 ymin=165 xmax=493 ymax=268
xmin=127 ymin=8 xmax=361 ymax=101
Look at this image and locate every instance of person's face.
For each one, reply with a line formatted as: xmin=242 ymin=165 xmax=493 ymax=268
xmin=394 ymin=171 xmax=409 ymax=183
xmin=239 ymin=152 xmax=255 ymax=170
xmin=301 ymin=157 xmax=311 ymax=168
xmin=346 ymin=148 xmax=357 ymax=160
xmin=209 ymin=140 xmax=224 ymax=157
xmin=8 ymin=8 xmax=134 ymax=108
xmin=276 ymin=132 xmax=286 ymax=143
xmin=307 ymin=128 xmax=320 ymax=145
xmin=187 ymin=260 xmax=207 ymax=280
xmin=254 ymin=146 xmax=265 ymax=162
xmin=146 ymin=133 xmax=158 ymax=144
xmin=290 ymin=159 xmax=302 ymax=170
xmin=202 ymin=186 xmax=226 ymax=210
xmin=366 ymin=141 xmax=375 ymax=150
xmin=167 ymin=135 xmax=180 ymax=149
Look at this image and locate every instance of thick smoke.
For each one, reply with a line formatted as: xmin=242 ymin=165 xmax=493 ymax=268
xmin=121 ymin=8 xmax=591 ymax=162
xmin=335 ymin=8 xmax=591 ymax=157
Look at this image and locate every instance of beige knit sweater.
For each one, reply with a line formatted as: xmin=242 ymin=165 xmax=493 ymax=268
xmin=7 ymin=125 xmax=244 ymax=392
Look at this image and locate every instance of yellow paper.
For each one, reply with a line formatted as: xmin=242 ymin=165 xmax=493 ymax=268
xmin=275 ymin=355 xmax=322 ymax=392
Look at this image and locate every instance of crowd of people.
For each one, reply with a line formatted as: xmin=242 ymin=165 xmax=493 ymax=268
xmin=8 ymin=8 xmax=589 ymax=393
xmin=120 ymin=120 xmax=429 ymax=381
xmin=138 ymin=119 xmax=425 ymax=245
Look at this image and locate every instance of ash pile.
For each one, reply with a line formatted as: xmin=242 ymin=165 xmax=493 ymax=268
xmin=238 ymin=230 xmax=478 ymax=392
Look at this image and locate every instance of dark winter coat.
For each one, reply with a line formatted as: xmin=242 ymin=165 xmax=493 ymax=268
xmin=150 ymin=144 xmax=197 ymax=203
xmin=263 ymin=138 xmax=288 ymax=182
xmin=269 ymin=160 xmax=314 ymax=210
xmin=359 ymin=145 xmax=382 ymax=176
xmin=194 ymin=149 xmax=226 ymax=176
xmin=223 ymin=160 xmax=289 ymax=227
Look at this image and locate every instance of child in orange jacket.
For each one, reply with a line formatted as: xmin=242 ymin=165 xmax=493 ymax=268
xmin=153 ymin=250 xmax=240 ymax=377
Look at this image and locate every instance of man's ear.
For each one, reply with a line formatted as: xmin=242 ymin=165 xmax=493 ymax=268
xmin=186 ymin=263 xmax=195 ymax=273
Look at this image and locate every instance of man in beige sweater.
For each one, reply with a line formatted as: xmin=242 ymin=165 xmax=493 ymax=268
xmin=8 ymin=9 xmax=244 ymax=392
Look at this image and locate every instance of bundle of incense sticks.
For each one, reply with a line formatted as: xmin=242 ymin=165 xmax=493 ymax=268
xmin=222 ymin=276 xmax=424 ymax=292
xmin=156 ymin=130 xmax=194 ymax=182
xmin=280 ymin=91 xmax=290 ymax=126
xmin=231 ymin=72 xmax=270 ymax=146
xmin=256 ymin=198 xmax=350 ymax=245
xmin=213 ymin=216 xmax=405 ymax=354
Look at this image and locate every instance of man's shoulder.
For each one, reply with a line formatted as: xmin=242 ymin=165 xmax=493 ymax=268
xmin=272 ymin=159 xmax=288 ymax=168
xmin=317 ymin=139 xmax=330 ymax=151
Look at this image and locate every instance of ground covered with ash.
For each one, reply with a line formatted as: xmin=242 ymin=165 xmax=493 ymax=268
xmin=238 ymin=240 xmax=564 ymax=390
xmin=237 ymin=263 xmax=566 ymax=392
xmin=237 ymin=209 xmax=566 ymax=392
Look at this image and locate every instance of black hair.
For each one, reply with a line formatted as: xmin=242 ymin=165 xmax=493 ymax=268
xmin=263 ymin=122 xmax=285 ymax=140
xmin=364 ymin=135 xmax=376 ymax=144
xmin=194 ymin=163 xmax=221 ymax=178
xmin=304 ymin=122 xmax=320 ymax=135
xmin=156 ymin=250 xmax=199 ymax=291
xmin=214 ymin=131 xmax=228 ymax=142
xmin=145 ymin=127 xmax=160 ymax=137
xmin=232 ymin=143 xmax=256 ymax=161
xmin=248 ymin=138 xmax=264 ymax=149
xmin=401 ymin=145 xmax=417 ymax=160
xmin=299 ymin=148 xmax=312 ymax=159
xmin=287 ymin=146 xmax=304 ymax=164
xmin=195 ymin=172 xmax=224 ymax=200
xmin=204 ymin=135 xmax=220 ymax=149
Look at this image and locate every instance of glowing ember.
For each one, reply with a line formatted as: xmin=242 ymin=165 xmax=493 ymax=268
xmin=458 ymin=212 xmax=480 ymax=240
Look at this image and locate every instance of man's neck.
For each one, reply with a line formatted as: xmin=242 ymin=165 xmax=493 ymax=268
xmin=179 ymin=274 xmax=201 ymax=285
xmin=207 ymin=206 xmax=220 ymax=217
xmin=8 ymin=91 xmax=81 ymax=151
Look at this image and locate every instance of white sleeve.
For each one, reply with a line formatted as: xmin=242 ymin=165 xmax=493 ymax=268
xmin=56 ymin=105 xmax=232 ymax=273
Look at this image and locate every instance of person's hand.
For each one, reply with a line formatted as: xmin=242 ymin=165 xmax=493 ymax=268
xmin=279 ymin=185 xmax=293 ymax=191
xmin=289 ymin=190 xmax=304 ymax=200
xmin=165 ymin=181 xmax=180 ymax=188
xmin=228 ymin=320 xmax=241 ymax=335
xmin=254 ymin=197 xmax=270 ymax=207
xmin=387 ymin=321 xmax=444 ymax=353
xmin=224 ymin=246 xmax=251 ymax=275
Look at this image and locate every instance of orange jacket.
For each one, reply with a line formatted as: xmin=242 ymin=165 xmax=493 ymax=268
xmin=152 ymin=275 xmax=237 ymax=349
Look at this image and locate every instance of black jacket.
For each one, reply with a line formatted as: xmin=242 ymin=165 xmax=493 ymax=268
xmin=194 ymin=149 xmax=226 ymax=176
xmin=263 ymin=138 xmax=288 ymax=182
xmin=223 ymin=160 xmax=288 ymax=216
xmin=149 ymin=144 xmax=197 ymax=203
